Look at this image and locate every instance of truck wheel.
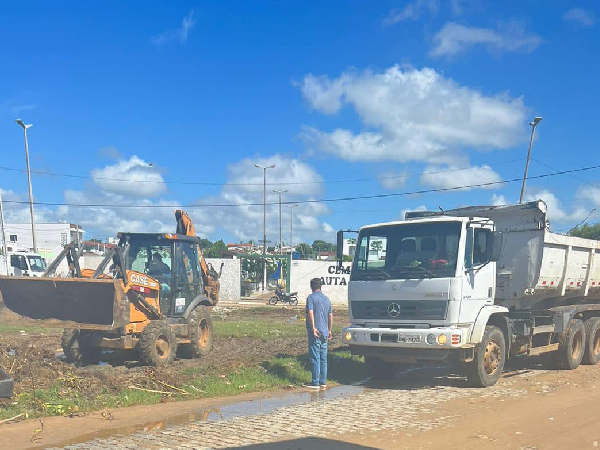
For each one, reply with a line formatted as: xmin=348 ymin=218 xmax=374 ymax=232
xmin=466 ymin=325 xmax=506 ymax=387
xmin=365 ymin=356 xmax=397 ymax=380
xmin=61 ymin=329 xmax=101 ymax=365
xmin=583 ymin=318 xmax=600 ymax=365
xmin=556 ymin=319 xmax=586 ymax=370
xmin=269 ymin=296 xmax=279 ymax=305
xmin=179 ymin=306 xmax=213 ymax=359
xmin=138 ymin=321 xmax=177 ymax=366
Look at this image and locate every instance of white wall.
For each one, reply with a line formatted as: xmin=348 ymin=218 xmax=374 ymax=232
xmin=206 ymin=258 xmax=240 ymax=302
xmin=290 ymin=260 xmax=352 ymax=304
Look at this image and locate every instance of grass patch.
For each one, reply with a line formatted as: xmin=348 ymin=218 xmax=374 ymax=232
xmin=0 ymin=324 xmax=61 ymax=334
xmin=214 ymin=319 xmax=344 ymax=340
xmin=0 ymin=350 xmax=366 ymax=421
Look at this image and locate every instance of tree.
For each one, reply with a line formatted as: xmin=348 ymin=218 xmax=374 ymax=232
xmin=267 ymin=246 xmax=276 ymax=253
xmin=570 ymin=223 xmax=600 ymax=240
xmin=348 ymin=238 xmax=357 ymax=245
xmin=200 ymin=238 xmax=213 ymax=250
xmin=89 ymin=238 xmax=103 ymax=244
xmin=205 ymin=239 xmax=228 ymax=258
xmin=370 ymin=240 xmax=383 ymax=252
xmin=296 ymin=243 xmax=314 ymax=259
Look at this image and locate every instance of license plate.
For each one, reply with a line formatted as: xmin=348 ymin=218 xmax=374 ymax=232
xmin=398 ymin=335 xmax=421 ymax=344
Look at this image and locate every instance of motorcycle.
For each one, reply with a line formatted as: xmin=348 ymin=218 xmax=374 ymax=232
xmin=269 ymin=288 xmax=298 ymax=306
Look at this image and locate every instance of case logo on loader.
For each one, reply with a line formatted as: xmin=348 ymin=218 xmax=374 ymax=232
xmin=129 ymin=273 xmax=158 ymax=289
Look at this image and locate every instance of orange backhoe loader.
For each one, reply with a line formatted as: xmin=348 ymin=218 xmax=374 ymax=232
xmin=0 ymin=210 xmax=223 ymax=367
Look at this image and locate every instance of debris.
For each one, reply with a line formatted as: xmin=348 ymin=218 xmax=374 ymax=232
xmin=238 ymin=384 xmax=247 ymax=389
xmin=0 ymin=413 xmax=26 ymax=425
xmin=128 ymin=385 xmax=172 ymax=396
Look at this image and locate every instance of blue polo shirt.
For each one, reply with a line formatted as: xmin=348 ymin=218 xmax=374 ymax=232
xmin=306 ymin=290 xmax=332 ymax=338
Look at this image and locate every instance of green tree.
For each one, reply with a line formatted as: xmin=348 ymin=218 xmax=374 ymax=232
xmin=200 ymin=238 xmax=213 ymax=249
xmin=570 ymin=223 xmax=600 ymax=240
xmin=370 ymin=240 xmax=383 ymax=252
xmin=205 ymin=239 xmax=228 ymax=258
xmin=296 ymin=243 xmax=314 ymax=259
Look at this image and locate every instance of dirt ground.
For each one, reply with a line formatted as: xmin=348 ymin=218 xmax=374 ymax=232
xmin=0 ymin=303 xmax=313 ymax=407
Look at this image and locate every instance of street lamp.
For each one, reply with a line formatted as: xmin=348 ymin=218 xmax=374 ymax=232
xmin=272 ymin=189 xmax=288 ymax=255
xmin=15 ymin=119 xmax=37 ymax=252
xmin=519 ymin=117 xmax=542 ymax=204
xmin=254 ymin=163 xmax=275 ymax=292
xmin=285 ymin=204 xmax=298 ymax=255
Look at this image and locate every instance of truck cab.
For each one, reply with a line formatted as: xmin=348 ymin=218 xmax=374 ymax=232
xmin=8 ymin=251 xmax=47 ymax=277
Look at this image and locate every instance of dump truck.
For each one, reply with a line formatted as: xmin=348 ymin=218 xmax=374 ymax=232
xmin=4 ymin=250 xmax=47 ymax=277
xmin=0 ymin=210 xmax=223 ymax=367
xmin=338 ymin=201 xmax=600 ymax=386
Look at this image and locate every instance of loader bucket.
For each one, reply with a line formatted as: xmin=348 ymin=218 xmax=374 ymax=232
xmin=0 ymin=276 xmax=130 ymax=329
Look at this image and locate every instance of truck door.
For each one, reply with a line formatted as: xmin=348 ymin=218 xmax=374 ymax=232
xmin=461 ymin=225 xmax=495 ymax=320
xmin=173 ymin=241 xmax=201 ymax=315
xmin=10 ymin=255 xmax=29 ymax=277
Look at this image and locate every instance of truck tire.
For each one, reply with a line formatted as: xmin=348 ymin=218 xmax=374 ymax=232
xmin=61 ymin=329 xmax=101 ymax=365
xmin=466 ymin=325 xmax=506 ymax=387
xmin=365 ymin=356 xmax=397 ymax=380
xmin=583 ymin=318 xmax=600 ymax=365
xmin=179 ymin=306 xmax=213 ymax=359
xmin=138 ymin=321 xmax=177 ymax=367
xmin=556 ymin=319 xmax=585 ymax=370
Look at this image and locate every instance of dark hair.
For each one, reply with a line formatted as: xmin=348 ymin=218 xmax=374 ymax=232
xmin=310 ymin=278 xmax=322 ymax=291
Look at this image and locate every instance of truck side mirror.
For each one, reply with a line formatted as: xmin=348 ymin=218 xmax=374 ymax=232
xmin=490 ymin=233 xmax=503 ymax=262
xmin=336 ymin=230 xmax=344 ymax=268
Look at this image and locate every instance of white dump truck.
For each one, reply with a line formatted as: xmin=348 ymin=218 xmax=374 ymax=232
xmin=338 ymin=200 xmax=600 ymax=386
xmin=5 ymin=250 xmax=47 ymax=277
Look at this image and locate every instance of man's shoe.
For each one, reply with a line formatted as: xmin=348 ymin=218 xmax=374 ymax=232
xmin=302 ymin=383 xmax=320 ymax=390
xmin=319 ymin=384 xmax=327 ymax=390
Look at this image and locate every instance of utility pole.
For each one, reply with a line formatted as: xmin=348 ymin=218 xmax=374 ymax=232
xmin=15 ymin=119 xmax=37 ymax=252
xmin=272 ymin=189 xmax=288 ymax=255
xmin=519 ymin=117 xmax=542 ymax=204
xmin=0 ymin=192 xmax=9 ymax=275
xmin=254 ymin=163 xmax=275 ymax=292
xmin=285 ymin=204 xmax=298 ymax=255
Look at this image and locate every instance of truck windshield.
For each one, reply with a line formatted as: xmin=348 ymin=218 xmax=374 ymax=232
xmin=27 ymin=256 xmax=47 ymax=272
xmin=351 ymin=221 xmax=461 ymax=280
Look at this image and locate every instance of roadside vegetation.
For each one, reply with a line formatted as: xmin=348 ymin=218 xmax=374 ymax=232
xmin=0 ymin=306 xmax=361 ymax=421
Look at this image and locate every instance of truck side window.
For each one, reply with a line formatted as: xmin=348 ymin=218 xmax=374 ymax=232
xmin=473 ymin=229 xmax=492 ymax=265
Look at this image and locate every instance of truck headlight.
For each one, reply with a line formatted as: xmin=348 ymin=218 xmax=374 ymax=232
xmin=437 ymin=335 xmax=448 ymax=345
xmin=426 ymin=334 xmax=436 ymax=345
xmin=352 ymin=332 xmax=358 ymax=341
xmin=344 ymin=331 xmax=352 ymax=342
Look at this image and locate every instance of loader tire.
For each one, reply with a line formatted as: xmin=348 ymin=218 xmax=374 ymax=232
xmin=179 ymin=306 xmax=213 ymax=359
xmin=556 ymin=319 xmax=585 ymax=370
xmin=465 ymin=325 xmax=506 ymax=387
xmin=583 ymin=318 xmax=600 ymax=365
xmin=138 ymin=321 xmax=177 ymax=367
xmin=61 ymin=329 xmax=101 ymax=366
xmin=365 ymin=356 xmax=397 ymax=380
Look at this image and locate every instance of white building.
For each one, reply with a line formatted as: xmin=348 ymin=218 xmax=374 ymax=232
xmin=342 ymin=238 xmax=357 ymax=258
xmin=4 ymin=222 xmax=84 ymax=264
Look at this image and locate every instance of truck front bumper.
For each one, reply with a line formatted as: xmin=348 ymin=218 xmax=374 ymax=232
xmin=342 ymin=325 xmax=470 ymax=350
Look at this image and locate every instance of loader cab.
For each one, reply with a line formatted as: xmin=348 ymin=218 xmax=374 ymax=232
xmin=119 ymin=233 xmax=204 ymax=317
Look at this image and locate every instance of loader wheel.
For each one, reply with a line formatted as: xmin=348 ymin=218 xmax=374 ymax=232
xmin=138 ymin=321 xmax=177 ymax=367
xmin=465 ymin=325 xmax=506 ymax=387
xmin=61 ymin=329 xmax=101 ymax=366
xmin=583 ymin=318 xmax=600 ymax=365
xmin=179 ymin=306 xmax=213 ymax=359
xmin=556 ymin=319 xmax=585 ymax=370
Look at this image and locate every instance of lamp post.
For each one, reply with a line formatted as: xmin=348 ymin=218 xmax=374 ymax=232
xmin=272 ymin=189 xmax=288 ymax=255
xmin=519 ymin=117 xmax=542 ymax=204
xmin=15 ymin=119 xmax=37 ymax=252
xmin=0 ymin=192 xmax=8 ymax=274
xmin=285 ymin=204 xmax=298 ymax=255
xmin=254 ymin=163 xmax=275 ymax=292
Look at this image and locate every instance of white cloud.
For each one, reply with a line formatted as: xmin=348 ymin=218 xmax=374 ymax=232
xmin=98 ymin=145 xmax=123 ymax=160
xmin=400 ymin=205 xmax=427 ymax=220
xmin=300 ymin=65 xmax=528 ymax=164
xmin=383 ymin=0 xmax=439 ymax=25
xmin=91 ymin=156 xmax=166 ymax=198
xmin=525 ymin=189 xmax=588 ymax=224
xmin=151 ymin=10 xmax=196 ymax=47
xmin=563 ymin=8 xmax=596 ymax=27
xmin=430 ymin=22 xmax=542 ymax=58
xmin=420 ymin=165 xmax=502 ymax=191
xmin=379 ymin=169 xmax=411 ymax=190
xmin=491 ymin=194 xmax=507 ymax=206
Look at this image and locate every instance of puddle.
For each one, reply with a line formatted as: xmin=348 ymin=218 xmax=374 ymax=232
xmin=49 ymin=384 xmax=364 ymax=448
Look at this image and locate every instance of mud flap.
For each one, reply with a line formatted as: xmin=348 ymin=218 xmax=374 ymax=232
xmin=0 ymin=366 xmax=13 ymax=398
xmin=0 ymin=276 xmax=129 ymax=328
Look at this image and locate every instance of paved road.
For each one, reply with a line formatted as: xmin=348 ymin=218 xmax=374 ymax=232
xmin=50 ymin=368 xmax=530 ymax=450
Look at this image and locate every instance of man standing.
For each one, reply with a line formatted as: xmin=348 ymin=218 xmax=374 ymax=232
xmin=303 ymin=278 xmax=333 ymax=390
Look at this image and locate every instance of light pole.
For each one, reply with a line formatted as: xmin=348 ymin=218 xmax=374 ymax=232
xmin=519 ymin=117 xmax=542 ymax=204
xmin=272 ymin=189 xmax=288 ymax=255
xmin=0 ymin=192 xmax=9 ymax=275
xmin=285 ymin=204 xmax=298 ymax=255
xmin=15 ymin=119 xmax=37 ymax=252
xmin=254 ymin=163 xmax=275 ymax=292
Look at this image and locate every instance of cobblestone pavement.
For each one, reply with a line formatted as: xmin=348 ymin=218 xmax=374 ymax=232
xmin=50 ymin=372 xmax=533 ymax=450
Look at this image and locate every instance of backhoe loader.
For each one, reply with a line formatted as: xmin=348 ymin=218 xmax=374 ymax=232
xmin=0 ymin=210 xmax=223 ymax=367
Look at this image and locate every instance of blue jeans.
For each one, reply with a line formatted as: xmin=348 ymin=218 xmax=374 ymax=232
xmin=308 ymin=334 xmax=328 ymax=386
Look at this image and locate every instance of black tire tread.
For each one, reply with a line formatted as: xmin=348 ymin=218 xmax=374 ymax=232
xmin=61 ymin=329 xmax=101 ymax=365
xmin=556 ymin=319 xmax=585 ymax=370
xmin=583 ymin=317 xmax=600 ymax=365
xmin=465 ymin=325 xmax=506 ymax=388
xmin=138 ymin=321 xmax=177 ymax=367
xmin=179 ymin=306 xmax=213 ymax=359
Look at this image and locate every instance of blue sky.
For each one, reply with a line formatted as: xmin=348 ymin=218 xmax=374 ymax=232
xmin=1 ymin=1 xmax=599 ymax=245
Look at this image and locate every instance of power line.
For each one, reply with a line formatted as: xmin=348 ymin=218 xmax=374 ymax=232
xmin=0 ymin=158 xmax=523 ymax=187
xmin=3 ymin=164 xmax=600 ymax=209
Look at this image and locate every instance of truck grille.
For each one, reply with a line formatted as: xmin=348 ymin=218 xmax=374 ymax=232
xmin=351 ymin=301 xmax=447 ymax=320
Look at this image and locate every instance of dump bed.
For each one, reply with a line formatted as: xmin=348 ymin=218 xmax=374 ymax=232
xmin=0 ymin=276 xmax=130 ymax=329
xmin=443 ymin=201 xmax=600 ymax=309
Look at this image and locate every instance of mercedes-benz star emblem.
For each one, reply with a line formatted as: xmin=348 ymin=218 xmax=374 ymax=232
xmin=388 ymin=303 xmax=401 ymax=317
